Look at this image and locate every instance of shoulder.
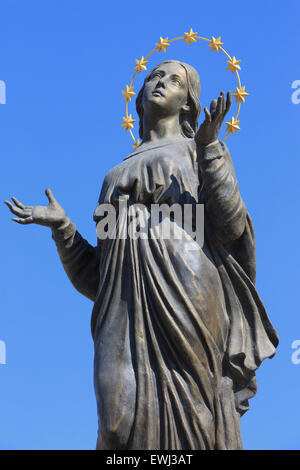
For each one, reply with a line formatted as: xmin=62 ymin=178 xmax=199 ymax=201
xmin=124 ymin=137 xmax=196 ymax=161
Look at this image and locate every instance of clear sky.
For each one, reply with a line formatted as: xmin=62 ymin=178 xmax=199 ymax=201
xmin=0 ymin=0 xmax=299 ymax=450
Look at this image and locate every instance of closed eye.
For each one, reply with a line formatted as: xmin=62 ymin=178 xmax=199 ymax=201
xmin=171 ymin=75 xmax=182 ymax=86
xmin=150 ymin=72 xmax=163 ymax=80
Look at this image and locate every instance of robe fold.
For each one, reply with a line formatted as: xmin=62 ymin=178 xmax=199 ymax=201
xmin=52 ymin=137 xmax=278 ymax=450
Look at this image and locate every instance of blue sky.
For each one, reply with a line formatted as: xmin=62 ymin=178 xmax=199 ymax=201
xmin=0 ymin=0 xmax=299 ymax=450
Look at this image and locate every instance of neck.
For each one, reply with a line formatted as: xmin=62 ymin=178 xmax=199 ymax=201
xmin=142 ymin=113 xmax=182 ymax=143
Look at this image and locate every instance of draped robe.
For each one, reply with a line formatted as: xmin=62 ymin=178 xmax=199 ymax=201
xmin=52 ymin=137 xmax=278 ymax=450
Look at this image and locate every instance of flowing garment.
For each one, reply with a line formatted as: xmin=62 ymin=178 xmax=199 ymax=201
xmin=52 ymin=138 xmax=278 ymax=450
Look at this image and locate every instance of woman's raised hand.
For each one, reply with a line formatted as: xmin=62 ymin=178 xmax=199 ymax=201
xmin=195 ymin=91 xmax=231 ymax=148
xmin=4 ymin=188 xmax=67 ymax=228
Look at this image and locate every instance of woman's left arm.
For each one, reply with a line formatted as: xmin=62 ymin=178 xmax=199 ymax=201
xmin=195 ymin=91 xmax=246 ymax=244
xmin=197 ymin=139 xmax=246 ymax=243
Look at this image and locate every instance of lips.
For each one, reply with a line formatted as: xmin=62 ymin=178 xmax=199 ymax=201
xmin=152 ymin=89 xmax=164 ymax=97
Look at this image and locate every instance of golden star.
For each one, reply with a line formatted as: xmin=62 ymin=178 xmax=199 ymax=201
xmin=183 ymin=28 xmax=197 ymax=46
xmin=133 ymin=139 xmax=141 ymax=149
xmin=208 ymin=36 xmax=224 ymax=52
xmin=226 ymin=56 xmax=241 ymax=73
xmin=155 ymin=37 xmax=170 ymax=53
xmin=232 ymin=86 xmax=249 ymax=103
xmin=225 ymin=117 xmax=240 ymax=134
xmin=134 ymin=57 xmax=148 ymax=73
xmin=121 ymin=85 xmax=136 ymax=102
xmin=121 ymin=114 xmax=136 ymax=131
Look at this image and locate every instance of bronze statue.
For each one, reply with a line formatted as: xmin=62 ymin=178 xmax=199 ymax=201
xmin=5 ymin=60 xmax=278 ymax=450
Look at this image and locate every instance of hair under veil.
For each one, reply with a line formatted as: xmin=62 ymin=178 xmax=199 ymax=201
xmin=136 ymin=60 xmax=201 ymax=140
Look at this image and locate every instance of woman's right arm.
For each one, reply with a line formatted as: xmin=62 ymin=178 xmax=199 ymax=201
xmin=52 ymin=219 xmax=100 ymax=302
xmin=5 ymin=188 xmax=100 ymax=302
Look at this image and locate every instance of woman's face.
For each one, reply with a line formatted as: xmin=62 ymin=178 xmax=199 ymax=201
xmin=142 ymin=62 xmax=189 ymax=117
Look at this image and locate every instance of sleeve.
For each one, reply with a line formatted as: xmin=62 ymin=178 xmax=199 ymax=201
xmin=51 ymin=217 xmax=100 ymax=302
xmin=198 ymin=140 xmax=256 ymax=283
xmin=197 ymin=139 xmax=247 ymax=245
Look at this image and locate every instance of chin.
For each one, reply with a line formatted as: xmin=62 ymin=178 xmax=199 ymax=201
xmin=143 ymin=97 xmax=166 ymax=112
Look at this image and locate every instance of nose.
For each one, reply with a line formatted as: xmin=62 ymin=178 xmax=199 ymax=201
xmin=155 ymin=76 xmax=166 ymax=88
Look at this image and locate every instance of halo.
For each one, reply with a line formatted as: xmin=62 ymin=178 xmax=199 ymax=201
xmin=121 ymin=29 xmax=248 ymax=149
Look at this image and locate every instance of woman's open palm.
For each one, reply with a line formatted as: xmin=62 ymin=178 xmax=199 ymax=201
xmin=4 ymin=188 xmax=66 ymax=228
xmin=195 ymin=91 xmax=231 ymax=147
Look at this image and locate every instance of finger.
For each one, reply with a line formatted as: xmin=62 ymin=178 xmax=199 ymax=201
xmin=224 ymin=91 xmax=232 ymax=117
xmin=4 ymin=200 xmax=12 ymax=209
xmin=4 ymin=200 xmax=26 ymax=217
xmin=11 ymin=197 xmax=25 ymax=209
xmin=209 ymin=99 xmax=217 ymax=115
xmin=220 ymin=91 xmax=225 ymax=114
xmin=12 ymin=217 xmax=34 ymax=225
xmin=45 ymin=188 xmax=56 ymax=205
xmin=215 ymin=94 xmax=223 ymax=118
xmin=203 ymin=107 xmax=211 ymax=123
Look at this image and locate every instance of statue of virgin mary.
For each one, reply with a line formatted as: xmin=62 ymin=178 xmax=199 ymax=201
xmin=5 ymin=60 xmax=278 ymax=450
